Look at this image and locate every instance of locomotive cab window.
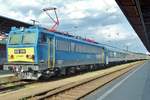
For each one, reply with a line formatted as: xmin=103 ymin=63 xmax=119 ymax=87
xmin=9 ymin=33 xmax=22 ymax=44
xmin=23 ymin=32 xmax=36 ymax=44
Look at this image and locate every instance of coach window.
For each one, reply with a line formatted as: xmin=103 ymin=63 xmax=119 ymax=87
xmin=71 ymin=42 xmax=75 ymax=52
xmin=68 ymin=41 xmax=71 ymax=52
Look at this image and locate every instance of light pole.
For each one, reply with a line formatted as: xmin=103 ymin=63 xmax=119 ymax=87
xmin=125 ymin=43 xmax=130 ymax=51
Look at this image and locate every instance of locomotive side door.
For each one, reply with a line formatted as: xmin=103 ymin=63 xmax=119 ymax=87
xmin=47 ymin=37 xmax=55 ymax=69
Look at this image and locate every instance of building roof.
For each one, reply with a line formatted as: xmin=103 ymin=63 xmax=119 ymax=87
xmin=0 ymin=15 xmax=32 ymax=33
xmin=115 ymin=0 xmax=150 ymax=52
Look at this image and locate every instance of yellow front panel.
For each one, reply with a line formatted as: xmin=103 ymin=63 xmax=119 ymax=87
xmin=8 ymin=47 xmax=34 ymax=62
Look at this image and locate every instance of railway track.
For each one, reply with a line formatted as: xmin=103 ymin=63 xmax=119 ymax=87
xmin=0 ymin=80 xmax=34 ymax=94
xmin=0 ymin=61 xmax=144 ymax=99
xmin=0 ymin=75 xmax=17 ymax=84
xmin=23 ymin=61 xmax=143 ymax=100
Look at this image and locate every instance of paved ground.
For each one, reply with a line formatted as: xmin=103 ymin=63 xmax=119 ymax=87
xmin=0 ymin=70 xmax=13 ymax=78
xmin=84 ymin=60 xmax=150 ymax=100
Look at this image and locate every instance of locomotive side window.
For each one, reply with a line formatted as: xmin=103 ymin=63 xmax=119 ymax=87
xmin=39 ymin=33 xmax=47 ymax=43
xmin=56 ymin=39 xmax=69 ymax=51
xmin=55 ymin=38 xmax=102 ymax=54
xmin=41 ymin=34 xmax=47 ymax=43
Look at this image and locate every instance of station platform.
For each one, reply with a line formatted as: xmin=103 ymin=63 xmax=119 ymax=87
xmin=84 ymin=60 xmax=150 ymax=100
xmin=0 ymin=70 xmax=13 ymax=77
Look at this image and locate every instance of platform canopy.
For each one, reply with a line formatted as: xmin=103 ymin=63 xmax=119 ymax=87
xmin=0 ymin=15 xmax=33 ymax=45
xmin=115 ymin=0 xmax=150 ymax=52
xmin=0 ymin=15 xmax=32 ymax=33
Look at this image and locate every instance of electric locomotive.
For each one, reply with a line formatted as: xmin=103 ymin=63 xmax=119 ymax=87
xmin=4 ymin=26 xmax=106 ymax=80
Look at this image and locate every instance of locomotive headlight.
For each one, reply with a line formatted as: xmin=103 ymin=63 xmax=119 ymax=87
xmin=10 ymin=55 xmax=14 ymax=59
xmin=21 ymin=69 xmax=24 ymax=72
xmin=32 ymin=55 xmax=35 ymax=60
xmin=26 ymin=54 xmax=34 ymax=60
xmin=16 ymin=67 xmax=19 ymax=72
xmin=46 ymin=70 xmax=50 ymax=74
xmin=26 ymin=54 xmax=29 ymax=58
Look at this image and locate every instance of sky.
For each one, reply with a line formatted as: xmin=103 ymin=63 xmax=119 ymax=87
xmin=0 ymin=0 xmax=148 ymax=53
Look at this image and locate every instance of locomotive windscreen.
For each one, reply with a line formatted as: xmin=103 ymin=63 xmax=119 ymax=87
xmin=9 ymin=32 xmax=36 ymax=44
xmin=9 ymin=33 xmax=22 ymax=44
xmin=23 ymin=33 xmax=36 ymax=44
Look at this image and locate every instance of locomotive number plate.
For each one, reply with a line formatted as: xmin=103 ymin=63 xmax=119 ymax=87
xmin=14 ymin=49 xmax=26 ymax=54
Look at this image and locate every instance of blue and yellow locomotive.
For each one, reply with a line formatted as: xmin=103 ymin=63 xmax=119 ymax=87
xmin=4 ymin=26 xmax=106 ymax=79
xmin=4 ymin=26 xmax=148 ymax=80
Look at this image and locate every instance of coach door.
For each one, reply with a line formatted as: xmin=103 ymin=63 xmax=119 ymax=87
xmin=47 ymin=37 xmax=55 ymax=69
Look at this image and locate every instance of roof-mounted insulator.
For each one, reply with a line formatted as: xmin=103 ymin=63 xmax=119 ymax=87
xmin=30 ymin=19 xmax=39 ymax=25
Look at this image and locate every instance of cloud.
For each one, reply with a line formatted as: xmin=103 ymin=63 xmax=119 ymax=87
xmin=0 ymin=0 xmax=148 ymax=53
